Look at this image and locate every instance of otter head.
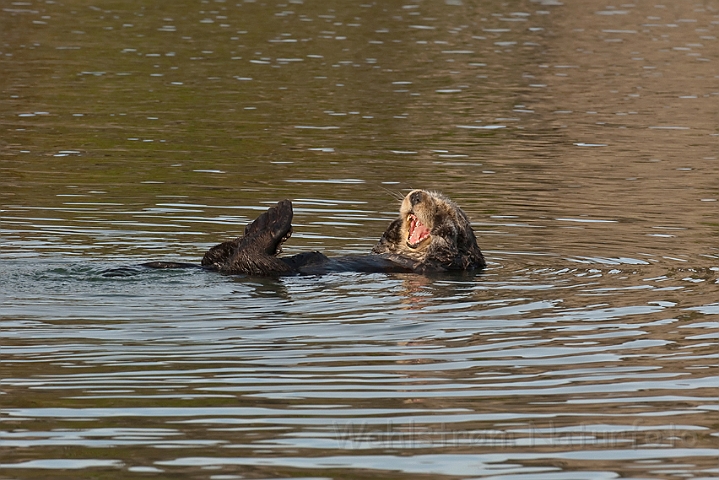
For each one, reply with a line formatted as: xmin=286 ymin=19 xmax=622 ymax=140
xmin=372 ymin=189 xmax=485 ymax=271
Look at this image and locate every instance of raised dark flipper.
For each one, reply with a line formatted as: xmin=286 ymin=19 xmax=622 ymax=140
xmin=241 ymin=199 xmax=294 ymax=255
xmin=202 ymin=199 xmax=295 ymax=275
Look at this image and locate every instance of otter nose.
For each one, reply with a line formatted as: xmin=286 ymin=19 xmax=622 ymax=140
xmin=409 ymin=191 xmax=424 ymax=206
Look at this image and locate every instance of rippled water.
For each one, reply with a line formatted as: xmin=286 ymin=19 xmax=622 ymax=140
xmin=2 ymin=1 xmax=719 ymax=479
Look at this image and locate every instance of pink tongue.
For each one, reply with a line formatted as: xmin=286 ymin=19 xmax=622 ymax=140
xmin=409 ymin=218 xmax=430 ymax=244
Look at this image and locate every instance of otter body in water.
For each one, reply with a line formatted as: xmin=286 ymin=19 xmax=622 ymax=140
xmin=144 ymin=190 xmax=485 ymax=275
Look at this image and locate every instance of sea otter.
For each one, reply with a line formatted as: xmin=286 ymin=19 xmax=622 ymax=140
xmin=143 ymin=190 xmax=485 ymax=275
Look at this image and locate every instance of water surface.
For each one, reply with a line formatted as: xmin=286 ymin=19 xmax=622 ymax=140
xmin=2 ymin=1 xmax=718 ymax=479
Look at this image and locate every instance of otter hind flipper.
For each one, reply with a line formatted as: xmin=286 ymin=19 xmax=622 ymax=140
xmin=203 ymin=199 xmax=296 ymax=275
xmin=242 ymin=199 xmax=294 ymax=255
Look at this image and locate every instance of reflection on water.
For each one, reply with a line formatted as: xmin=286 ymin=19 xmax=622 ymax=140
xmin=1 ymin=1 xmax=718 ymax=479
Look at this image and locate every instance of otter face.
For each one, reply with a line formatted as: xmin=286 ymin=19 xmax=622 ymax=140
xmin=372 ymin=189 xmax=485 ymax=271
xmin=400 ymin=190 xmax=439 ymax=251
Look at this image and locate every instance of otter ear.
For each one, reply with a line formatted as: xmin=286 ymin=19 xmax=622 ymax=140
xmin=371 ymin=217 xmax=403 ymax=254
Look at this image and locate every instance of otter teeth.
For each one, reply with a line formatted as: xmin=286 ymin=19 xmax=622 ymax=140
xmin=407 ymin=214 xmax=431 ymax=248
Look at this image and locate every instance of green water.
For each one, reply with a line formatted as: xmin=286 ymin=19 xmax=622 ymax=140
xmin=2 ymin=1 xmax=718 ymax=479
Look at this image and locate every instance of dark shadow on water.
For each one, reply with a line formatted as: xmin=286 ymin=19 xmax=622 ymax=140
xmin=230 ymin=274 xmax=292 ymax=300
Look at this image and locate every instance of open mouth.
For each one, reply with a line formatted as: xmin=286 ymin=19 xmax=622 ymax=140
xmin=406 ymin=214 xmax=431 ymax=248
